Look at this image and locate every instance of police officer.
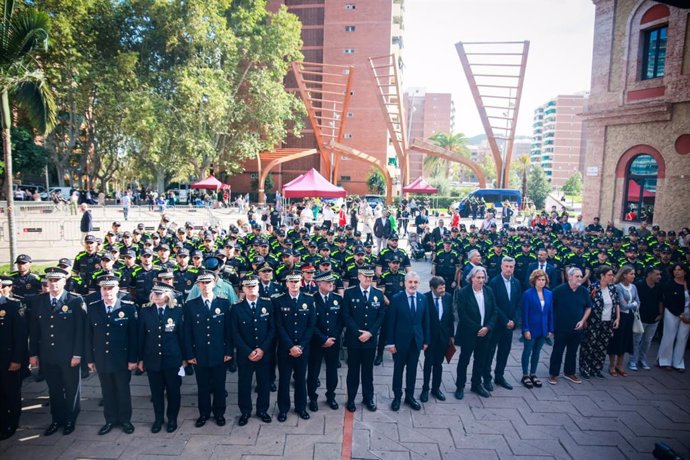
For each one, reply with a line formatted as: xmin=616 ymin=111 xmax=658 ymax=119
xmin=183 ymin=271 xmax=233 ymax=428
xmin=29 ymin=267 xmax=86 ymax=436
xmin=85 ymin=276 xmax=137 ymax=435
xmin=9 ymin=254 xmax=42 ymax=299
xmin=137 ymin=283 xmax=185 ymax=434
xmin=342 ymin=267 xmax=385 ymax=412
xmin=307 ymin=272 xmax=344 ymax=412
xmin=133 ymin=248 xmax=161 ymax=306
xmin=272 ymin=271 xmax=316 ymax=422
xmin=432 ymin=239 xmax=461 ymax=292
xmin=230 ymin=276 xmax=275 ymax=426
xmin=73 ymin=234 xmax=102 ymax=282
xmin=0 ymin=277 xmax=27 ymax=440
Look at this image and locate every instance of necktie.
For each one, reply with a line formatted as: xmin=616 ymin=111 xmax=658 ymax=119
xmin=363 ymin=290 xmax=368 ymax=299
xmin=436 ymin=296 xmax=442 ymax=320
xmin=205 ymin=299 xmax=211 ymax=311
xmin=51 ymin=298 xmax=58 ymax=310
xmin=409 ymin=295 xmax=416 ymax=314
xmin=324 ymin=294 xmax=329 ymax=304
xmin=250 ymin=301 xmax=256 ymax=310
xmin=158 ymin=307 xmax=164 ymax=319
xmin=540 ymin=263 xmax=545 ymax=271
xmin=106 ymin=305 xmax=112 ymax=315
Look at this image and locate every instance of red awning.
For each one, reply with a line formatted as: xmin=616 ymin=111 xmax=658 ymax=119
xmin=282 ymin=168 xmax=347 ymax=198
xmin=627 ymin=180 xmax=655 ymax=200
xmin=403 ymin=177 xmax=438 ymax=194
xmin=191 ymin=176 xmax=226 ymax=190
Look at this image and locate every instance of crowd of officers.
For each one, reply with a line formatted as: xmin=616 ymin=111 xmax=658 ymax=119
xmin=0 ymin=215 xmax=688 ymax=441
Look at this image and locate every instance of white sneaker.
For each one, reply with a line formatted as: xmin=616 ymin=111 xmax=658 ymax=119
xmin=639 ymin=361 xmax=651 ymax=370
xmin=628 ymin=362 xmax=638 ymax=371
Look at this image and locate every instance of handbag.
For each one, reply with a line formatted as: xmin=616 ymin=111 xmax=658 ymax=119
xmin=632 ymin=308 xmax=644 ymax=334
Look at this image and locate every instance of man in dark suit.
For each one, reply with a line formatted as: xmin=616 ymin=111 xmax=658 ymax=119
xmin=183 ymin=273 xmax=233 ymax=428
xmin=420 ymin=276 xmax=454 ymax=402
xmin=430 ymin=218 xmax=450 ymax=247
xmin=386 ymin=272 xmax=429 ymax=411
xmin=485 ymin=257 xmax=521 ymax=391
xmin=525 ymin=248 xmax=559 ymax=290
xmin=307 ymin=272 xmax=344 ymax=412
xmin=85 ymin=276 xmax=138 ymax=435
xmin=342 ymin=267 xmax=385 ymax=412
xmin=29 ymin=267 xmax=87 ymax=436
xmin=453 ymin=266 xmax=497 ymax=399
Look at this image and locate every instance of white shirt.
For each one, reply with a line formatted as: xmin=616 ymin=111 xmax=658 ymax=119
xmin=433 ymin=296 xmax=443 ymax=320
xmin=201 ymin=295 xmax=214 ymax=309
xmin=602 ymin=288 xmax=613 ymax=321
xmin=502 ymin=275 xmax=512 ymax=301
xmin=473 ymin=288 xmax=485 ymax=324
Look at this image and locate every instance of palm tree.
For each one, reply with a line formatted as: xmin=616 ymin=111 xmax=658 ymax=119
xmin=424 ymin=131 xmax=470 ymax=179
xmin=1 ymin=0 xmax=56 ymax=262
xmin=512 ymin=155 xmax=531 ymax=210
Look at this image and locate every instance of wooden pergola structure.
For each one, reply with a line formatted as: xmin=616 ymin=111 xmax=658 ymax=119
xmin=408 ymin=139 xmax=487 ymax=187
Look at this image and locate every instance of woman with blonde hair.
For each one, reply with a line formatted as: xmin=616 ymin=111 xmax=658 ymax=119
xmin=609 ymin=265 xmax=637 ymax=376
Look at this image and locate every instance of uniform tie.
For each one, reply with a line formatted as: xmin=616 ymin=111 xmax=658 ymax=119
xmin=363 ymin=289 xmax=368 ymax=299
xmin=106 ymin=305 xmax=112 ymax=315
xmin=205 ymin=299 xmax=211 ymax=311
xmin=250 ymin=301 xmax=256 ymax=310
xmin=51 ymin=298 xmax=58 ymax=310
xmin=158 ymin=307 xmax=164 ymax=319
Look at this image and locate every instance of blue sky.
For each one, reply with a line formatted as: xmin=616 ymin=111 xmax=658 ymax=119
xmin=403 ymin=0 xmax=596 ymax=137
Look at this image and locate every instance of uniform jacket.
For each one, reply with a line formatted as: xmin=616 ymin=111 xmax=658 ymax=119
xmin=138 ymin=304 xmax=184 ymax=371
xmin=183 ymin=295 xmax=233 ymax=366
xmin=0 ymin=296 xmax=27 ymax=369
xmin=230 ymin=297 xmax=275 ymax=360
xmin=342 ymin=285 xmax=386 ymax=349
xmin=312 ymin=292 xmax=344 ymax=345
xmin=29 ymin=291 xmax=86 ymax=365
xmin=273 ymin=292 xmax=316 ymax=351
xmin=386 ymin=290 xmax=430 ymax=354
xmin=85 ymin=298 xmax=137 ymax=372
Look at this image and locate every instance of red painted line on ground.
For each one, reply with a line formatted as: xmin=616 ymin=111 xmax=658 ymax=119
xmin=341 ymin=409 xmax=354 ymax=460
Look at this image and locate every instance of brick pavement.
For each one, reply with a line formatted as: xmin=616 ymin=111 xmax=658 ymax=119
xmin=1 ymin=260 xmax=689 ymax=459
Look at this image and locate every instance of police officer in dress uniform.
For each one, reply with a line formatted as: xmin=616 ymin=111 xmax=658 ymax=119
xmin=256 ymin=262 xmax=282 ymax=392
xmin=183 ymin=271 xmax=233 ymax=428
xmin=272 ymin=271 xmax=316 ymax=422
xmin=230 ymin=276 xmax=275 ymax=426
xmin=137 ymin=283 xmax=185 ymax=434
xmin=0 ymin=277 xmax=27 ymax=440
xmin=85 ymin=276 xmax=137 ymax=435
xmin=29 ymin=267 xmax=86 ymax=436
xmin=307 ymin=272 xmax=344 ymax=412
xmin=342 ymin=267 xmax=385 ymax=412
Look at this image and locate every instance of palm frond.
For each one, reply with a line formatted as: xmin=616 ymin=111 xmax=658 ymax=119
xmin=12 ymin=77 xmax=56 ymax=134
xmin=4 ymin=7 xmax=49 ymax=62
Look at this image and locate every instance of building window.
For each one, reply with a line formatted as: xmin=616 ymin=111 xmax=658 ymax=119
xmin=349 ymin=90 xmax=355 ymax=96
xmin=347 ymin=112 xmax=353 ymax=118
xmin=345 ymin=3 xmax=355 ymax=10
xmin=623 ymin=154 xmax=657 ymax=222
xmin=641 ymin=26 xmax=667 ymax=80
xmin=344 ymin=48 xmax=355 ymax=54
xmin=345 ymin=26 xmax=356 ymax=32
xmin=340 ymin=176 xmax=351 ymax=181
xmin=343 ymin=133 xmax=353 ymax=139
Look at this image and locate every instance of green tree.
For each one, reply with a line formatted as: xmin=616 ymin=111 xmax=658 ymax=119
xmin=424 ymin=131 xmax=469 ymax=178
xmin=561 ymin=171 xmax=583 ymax=196
xmin=511 ymin=155 xmax=531 ymax=208
xmin=1 ymin=0 xmax=57 ymax=262
xmin=528 ymin=164 xmax=551 ymax=210
xmin=367 ymin=168 xmax=386 ymax=195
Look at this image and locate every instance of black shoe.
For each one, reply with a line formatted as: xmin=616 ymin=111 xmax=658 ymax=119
xmin=594 ymin=371 xmax=606 ymax=379
xmin=166 ymin=421 xmax=177 ymax=433
xmin=258 ymin=412 xmax=272 ymax=423
xmin=454 ymin=389 xmax=464 ymax=400
xmin=63 ymin=421 xmax=75 ymax=435
xmin=495 ymin=377 xmax=513 ymax=390
xmin=431 ymin=389 xmax=446 ymax=401
xmin=308 ymin=400 xmax=318 ymax=412
xmin=98 ymin=423 xmax=113 ymax=436
xmin=581 ymin=371 xmax=590 ymax=380
xmin=151 ymin=421 xmax=163 ymax=433
xmin=270 ymin=383 xmax=277 ymax=392
xmin=419 ymin=389 xmax=429 ymax=403
xmin=374 ymin=355 xmax=383 ymax=366
xmin=404 ymin=397 xmax=421 ymax=411
xmin=238 ymin=414 xmax=250 ymax=426
xmin=346 ymin=402 xmax=356 ymax=412
xmin=471 ymin=385 xmax=491 ymax=398
xmin=277 ymin=413 xmax=287 ymax=422
xmin=44 ymin=422 xmax=60 ymax=436
xmin=297 ymin=410 xmax=310 ymax=420
xmin=215 ymin=416 xmax=226 ymax=427
xmin=391 ymin=398 xmax=401 ymax=411
xmin=327 ymin=399 xmax=339 ymax=410
xmin=316 ymin=379 xmax=321 ymax=388
xmin=195 ymin=415 xmax=208 ymax=428
xmin=364 ymin=400 xmax=377 ymax=412
xmin=484 ymin=381 xmax=494 ymax=392
xmin=121 ymin=422 xmax=135 ymax=434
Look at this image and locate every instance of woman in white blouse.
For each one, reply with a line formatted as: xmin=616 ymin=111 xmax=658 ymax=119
xmin=610 ymin=266 xmax=639 ymax=374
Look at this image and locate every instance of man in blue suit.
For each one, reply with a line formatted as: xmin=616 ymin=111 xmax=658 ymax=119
xmin=525 ymin=249 xmax=559 ymax=290
xmin=485 ymin=257 xmax=522 ymax=391
xmin=386 ymin=272 xmax=429 ymax=411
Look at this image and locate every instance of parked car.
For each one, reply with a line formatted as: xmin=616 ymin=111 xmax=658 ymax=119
xmin=363 ymin=194 xmax=384 ymax=209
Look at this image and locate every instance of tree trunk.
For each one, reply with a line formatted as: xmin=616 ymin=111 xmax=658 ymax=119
xmin=1 ymin=90 xmax=17 ymax=264
xmin=155 ymin=168 xmax=165 ymax=193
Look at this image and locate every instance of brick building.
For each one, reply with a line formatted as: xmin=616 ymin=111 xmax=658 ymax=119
xmin=582 ymin=0 xmax=690 ymax=230
xmin=229 ymin=0 xmax=404 ymax=197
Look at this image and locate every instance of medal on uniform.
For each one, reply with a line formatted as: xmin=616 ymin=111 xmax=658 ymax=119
xmin=187 ymin=280 xmax=192 ymax=286
xmin=373 ymin=296 xmax=378 ymax=302
xmin=26 ymin=283 xmax=31 ymax=290
xmin=118 ymin=311 xmax=125 ymax=318
xmin=0 ymin=310 xmax=5 ymax=317
xmin=333 ymin=300 xmax=338 ymax=305
xmin=61 ymin=305 xmax=69 ymax=312
xmin=261 ymin=307 xmax=267 ymax=314
xmin=302 ymin=303 xmax=308 ymax=310
xmin=167 ymin=318 xmax=174 ymax=325
xmin=215 ymin=307 xmax=221 ymax=314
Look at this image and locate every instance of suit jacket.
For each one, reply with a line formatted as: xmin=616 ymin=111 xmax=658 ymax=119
xmin=525 ymin=262 xmax=559 ymax=289
xmin=138 ymin=304 xmax=184 ymax=371
xmin=488 ymin=274 xmax=522 ymax=329
xmin=387 ymin=290 xmax=430 ymax=354
xmin=0 ymin=296 xmax=27 ymax=369
xmin=312 ymin=292 xmax=344 ymax=345
xmin=424 ymin=291 xmax=454 ymax=353
xmin=183 ymin=296 xmax=233 ymax=366
xmin=29 ymin=291 xmax=86 ymax=365
xmin=342 ymin=285 xmax=385 ymax=349
xmin=453 ymin=285 xmax=497 ymax=343
xmin=230 ymin=297 xmax=274 ymax=361
xmin=272 ymin=292 xmax=316 ymax=351
xmin=80 ymin=210 xmax=93 ymax=232
xmin=521 ymin=288 xmax=554 ymax=339
xmin=85 ymin=297 xmax=137 ymax=372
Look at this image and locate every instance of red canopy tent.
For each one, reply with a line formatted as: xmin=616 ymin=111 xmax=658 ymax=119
xmin=626 ymin=180 xmax=655 ymax=200
xmin=190 ymin=175 xmax=230 ymax=190
xmin=403 ymin=177 xmax=438 ymax=194
xmin=282 ymin=168 xmax=346 ymax=198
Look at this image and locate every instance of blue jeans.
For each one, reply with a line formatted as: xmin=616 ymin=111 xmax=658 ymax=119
xmin=521 ymin=335 xmax=546 ymax=375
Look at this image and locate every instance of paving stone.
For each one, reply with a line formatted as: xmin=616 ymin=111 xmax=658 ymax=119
xmin=402 ymin=442 xmax=442 ymax=460
xmin=55 ymin=439 xmax=129 ymax=459
xmin=440 ymin=448 xmax=499 ymax=459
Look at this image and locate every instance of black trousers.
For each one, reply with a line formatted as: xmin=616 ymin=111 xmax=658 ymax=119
xmin=237 ymin=358 xmax=270 ymax=415
xmin=549 ymin=331 xmax=582 ymax=376
xmin=194 ymin=364 xmax=226 ymax=418
xmin=307 ymin=342 xmax=340 ymax=401
xmin=0 ymin=369 xmax=22 ymax=430
xmin=277 ymin=349 xmax=309 ymax=413
xmin=392 ymin=340 xmax=421 ymax=399
xmin=346 ymin=347 xmax=376 ymax=403
xmin=422 ymin=345 xmax=445 ymax=391
xmin=456 ymin=334 xmax=489 ymax=388
xmin=484 ymin=327 xmax=514 ymax=382
xmin=43 ymin=363 xmax=81 ymax=424
xmin=98 ymin=369 xmax=132 ymax=424
xmin=147 ymin=368 xmax=181 ymax=423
